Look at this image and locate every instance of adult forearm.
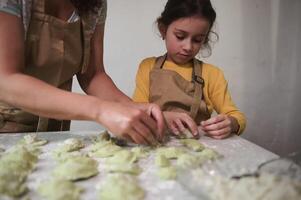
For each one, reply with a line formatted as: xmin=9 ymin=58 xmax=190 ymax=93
xmin=0 ymin=73 xmax=100 ymax=121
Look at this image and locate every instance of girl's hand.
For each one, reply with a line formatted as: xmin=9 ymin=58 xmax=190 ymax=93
xmin=163 ymin=111 xmax=199 ymax=138
xmin=199 ymin=114 xmax=239 ymax=139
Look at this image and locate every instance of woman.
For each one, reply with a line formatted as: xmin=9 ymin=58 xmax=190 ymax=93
xmin=0 ymin=0 xmax=164 ymax=145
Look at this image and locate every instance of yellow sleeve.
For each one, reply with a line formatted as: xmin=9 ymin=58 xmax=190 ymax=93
xmin=132 ymin=58 xmax=155 ymax=103
xmin=208 ymin=69 xmax=246 ymax=135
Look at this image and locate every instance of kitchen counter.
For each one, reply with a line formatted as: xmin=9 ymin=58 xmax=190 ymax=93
xmin=0 ymin=131 xmax=279 ymax=200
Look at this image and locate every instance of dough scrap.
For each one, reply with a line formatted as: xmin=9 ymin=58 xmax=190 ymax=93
xmin=88 ymin=143 xmax=122 ymax=158
xmin=177 ymin=153 xmax=200 ymax=168
xmin=131 ymin=146 xmax=150 ymax=159
xmin=98 ymin=174 xmax=145 ymax=200
xmin=175 ymin=128 xmax=194 ymax=139
xmin=192 ymin=169 xmax=301 ymax=200
xmin=156 ymin=147 xmax=186 ymax=159
xmin=19 ymin=134 xmax=48 ymax=147
xmin=157 ymin=166 xmax=177 ymax=180
xmin=106 ymin=150 xmax=138 ymax=164
xmin=105 ymin=163 xmax=142 ymax=175
xmin=52 ymin=138 xmax=85 ymax=160
xmin=38 ymin=178 xmax=83 ymax=200
xmin=0 ymin=168 xmax=28 ymax=197
xmin=155 ymin=154 xmax=171 ymax=167
xmin=0 ymin=146 xmax=38 ymax=197
xmin=196 ymin=148 xmax=221 ymax=161
xmin=91 ymin=130 xmax=111 ymax=143
xmin=61 ymin=138 xmax=85 ymax=152
xmin=53 ymin=156 xmax=98 ymax=181
xmin=180 ymin=139 xmax=205 ymax=152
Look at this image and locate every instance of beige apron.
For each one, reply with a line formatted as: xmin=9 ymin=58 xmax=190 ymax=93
xmin=149 ymin=55 xmax=210 ymax=125
xmin=0 ymin=0 xmax=94 ymax=133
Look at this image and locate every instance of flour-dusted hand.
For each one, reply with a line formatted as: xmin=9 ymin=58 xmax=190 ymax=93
xmin=96 ymin=101 xmax=164 ymax=145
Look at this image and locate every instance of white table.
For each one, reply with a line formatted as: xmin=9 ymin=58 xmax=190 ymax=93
xmin=0 ymin=131 xmax=279 ymax=200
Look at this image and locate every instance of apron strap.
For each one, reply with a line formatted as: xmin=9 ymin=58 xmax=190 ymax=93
xmin=154 ymin=54 xmax=167 ymax=69
xmin=32 ymin=0 xmax=45 ymax=13
xmin=80 ymin=17 xmax=94 ymax=73
xmin=36 ymin=117 xmax=49 ymax=132
xmin=190 ymin=59 xmax=205 ymax=119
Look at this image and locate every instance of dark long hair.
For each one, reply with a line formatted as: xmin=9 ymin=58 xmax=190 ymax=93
xmin=157 ymin=0 xmax=218 ymax=56
xmin=70 ymin=0 xmax=103 ymax=15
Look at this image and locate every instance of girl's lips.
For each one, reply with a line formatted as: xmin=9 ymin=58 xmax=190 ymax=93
xmin=177 ymin=53 xmax=192 ymax=60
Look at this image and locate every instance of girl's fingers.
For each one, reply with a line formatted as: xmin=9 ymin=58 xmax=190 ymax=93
xmin=211 ymin=134 xmax=229 ymax=140
xmin=170 ymin=122 xmax=180 ymax=135
xmin=202 ymin=120 xmax=230 ymax=132
xmin=205 ymin=127 xmax=231 ymax=136
xmin=201 ymin=114 xmax=226 ymax=126
xmin=175 ymin=119 xmax=186 ymax=132
xmin=181 ymin=116 xmax=198 ymax=137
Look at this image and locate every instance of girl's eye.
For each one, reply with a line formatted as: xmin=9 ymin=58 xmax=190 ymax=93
xmin=175 ymin=35 xmax=185 ymax=40
xmin=193 ymin=38 xmax=204 ymax=43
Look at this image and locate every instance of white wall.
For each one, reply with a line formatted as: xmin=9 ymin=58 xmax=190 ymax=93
xmin=71 ymin=0 xmax=301 ymax=156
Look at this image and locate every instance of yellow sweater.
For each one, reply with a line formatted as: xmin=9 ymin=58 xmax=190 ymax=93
xmin=133 ymin=57 xmax=246 ymax=135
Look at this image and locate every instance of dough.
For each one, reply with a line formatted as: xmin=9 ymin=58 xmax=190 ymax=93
xmin=53 ymin=156 xmax=98 ymax=181
xmin=175 ymin=128 xmax=194 ymax=139
xmin=177 ymin=153 xmax=200 ymax=168
xmin=19 ymin=134 xmax=48 ymax=147
xmin=156 ymin=147 xmax=186 ymax=159
xmin=180 ymin=139 xmax=205 ymax=152
xmin=52 ymin=138 xmax=85 ymax=160
xmin=192 ymin=169 xmax=301 ymax=200
xmin=157 ymin=166 xmax=177 ymax=180
xmin=38 ymin=178 xmax=83 ymax=200
xmin=106 ymin=150 xmax=138 ymax=164
xmin=98 ymin=174 xmax=145 ymax=200
xmin=196 ymin=148 xmax=220 ymax=161
xmin=53 ymin=151 xmax=87 ymax=163
xmin=0 ymin=146 xmax=38 ymax=197
xmin=131 ymin=146 xmax=150 ymax=159
xmin=61 ymin=138 xmax=85 ymax=152
xmin=0 ymin=168 xmax=28 ymax=197
xmin=155 ymin=154 xmax=171 ymax=167
xmin=105 ymin=163 xmax=142 ymax=175
xmin=91 ymin=130 xmax=111 ymax=143
xmin=0 ymin=146 xmax=38 ymax=174
xmin=88 ymin=143 xmax=122 ymax=158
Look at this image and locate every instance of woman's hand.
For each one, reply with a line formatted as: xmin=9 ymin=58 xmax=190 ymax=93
xmin=199 ymin=114 xmax=239 ymax=139
xmin=163 ymin=111 xmax=199 ymax=138
xmin=96 ymin=101 xmax=164 ymax=145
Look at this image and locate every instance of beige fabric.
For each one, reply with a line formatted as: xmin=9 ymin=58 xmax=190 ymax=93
xmin=149 ymin=55 xmax=210 ymax=124
xmin=0 ymin=0 xmax=94 ymax=133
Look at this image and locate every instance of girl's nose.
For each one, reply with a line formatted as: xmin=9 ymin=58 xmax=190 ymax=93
xmin=182 ymin=40 xmax=193 ymax=52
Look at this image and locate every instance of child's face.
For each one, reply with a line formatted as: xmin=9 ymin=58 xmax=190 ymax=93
xmin=162 ymin=16 xmax=210 ymax=65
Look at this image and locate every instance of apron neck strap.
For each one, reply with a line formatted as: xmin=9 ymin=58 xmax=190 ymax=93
xmin=32 ymin=0 xmax=45 ymax=13
xmin=154 ymin=54 xmax=167 ymax=69
xmin=190 ymin=58 xmax=205 ymax=119
xmin=80 ymin=15 xmax=94 ymax=73
xmin=192 ymin=58 xmax=204 ymax=85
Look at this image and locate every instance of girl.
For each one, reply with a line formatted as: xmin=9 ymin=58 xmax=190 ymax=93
xmin=133 ymin=0 xmax=246 ymax=139
xmin=0 ymin=0 xmax=164 ymax=145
